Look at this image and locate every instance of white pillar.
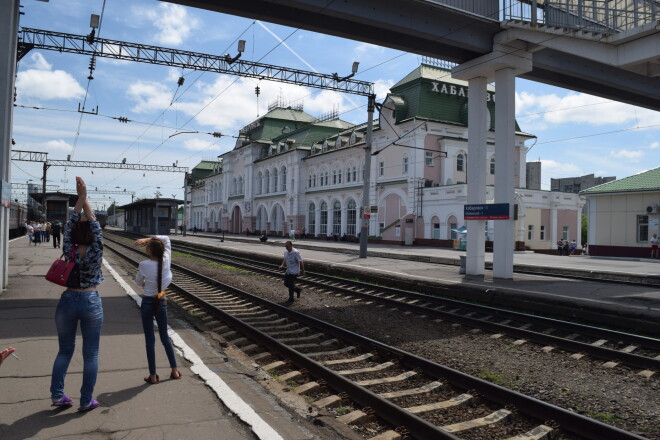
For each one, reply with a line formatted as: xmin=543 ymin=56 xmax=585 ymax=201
xmin=493 ymin=68 xmax=516 ymax=279
xmin=465 ymin=77 xmax=488 ymax=276
xmin=0 ymin=0 xmax=19 ymax=290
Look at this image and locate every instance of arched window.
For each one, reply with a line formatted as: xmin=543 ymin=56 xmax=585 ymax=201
xmin=313 ymin=175 xmax=317 ymax=187
xmin=273 ymin=169 xmax=278 ymax=192
xmin=349 ymin=132 xmax=356 ymax=145
xmin=281 ymin=166 xmax=287 ymax=191
xmin=322 ymin=141 xmax=328 ymax=152
xmin=238 ymin=176 xmax=243 ymax=194
xmin=490 ymin=157 xmax=495 ymax=175
xmin=333 ymin=201 xmax=341 ymax=235
xmin=337 ymin=169 xmax=342 ymax=184
xmin=264 ymin=170 xmax=270 ymax=193
xmin=257 ymin=172 xmax=263 ymax=195
xmin=346 ymin=167 xmax=352 ymax=182
xmin=457 ymin=153 xmax=465 ymax=172
xmin=308 ymin=203 xmax=316 ymax=235
xmin=325 ymin=171 xmax=329 ymax=186
xmin=320 ymin=202 xmax=328 ymax=235
xmin=308 ymin=174 xmax=312 ymax=188
xmin=347 ymin=199 xmax=357 ymax=236
xmin=232 ymin=178 xmax=237 ymax=196
xmin=335 ymin=137 xmax=342 ymax=149
xmin=332 ymin=170 xmax=337 ymax=185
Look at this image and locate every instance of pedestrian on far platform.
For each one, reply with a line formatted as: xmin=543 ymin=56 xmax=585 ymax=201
xmin=279 ymin=241 xmax=304 ymax=303
xmin=650 ymin=233 xmax=659 ymax=259
xmin=569 ymin=239 xmax=577 ymax=256
xmin=51 ymin=221 xmax=62 ymax=248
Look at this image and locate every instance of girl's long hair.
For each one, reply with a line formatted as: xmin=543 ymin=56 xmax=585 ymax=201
xmin=146 ymin=238 xmax=165 ymax=292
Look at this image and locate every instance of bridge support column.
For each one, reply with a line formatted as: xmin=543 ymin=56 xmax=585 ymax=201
xmin=0 ymin=0 xmax=19 ymax=290
xmin=453 ymin=42 xmax=532 ymax=279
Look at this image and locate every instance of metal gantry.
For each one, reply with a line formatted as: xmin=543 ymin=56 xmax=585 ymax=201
xmin=18 ymin=28 xmax=375 ymax=97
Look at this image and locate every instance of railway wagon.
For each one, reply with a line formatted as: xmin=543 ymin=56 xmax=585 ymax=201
xmin=8 ymin=202 xmax=28 ymax=239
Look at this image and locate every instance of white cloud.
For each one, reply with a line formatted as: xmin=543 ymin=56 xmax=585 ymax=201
xmin=647 ymin=141 xmax=659 ymax=149
xmin=183 ymin=138 xmax=218 ymax=151
xmin=373 ymin=79 xmax=394 ymax=101
xmin=127 ymin=81 xmax=173 ymax=113
xmin=515 ymin=91 xmax=660 ymax=128
xmin=26 ymin=53 xmax=52 ymax=70
xmin=41 ymin=139 xmax=74 ymax=152
xmin=142 ymin=3 xmax=198 ymax=46
xmin=355 ymin=42 xmax=385 ymax=56
xmin=16 ymin=56 xmax=85 ymax=101
xmin=609 ymin=149 xmax=644 ymax=162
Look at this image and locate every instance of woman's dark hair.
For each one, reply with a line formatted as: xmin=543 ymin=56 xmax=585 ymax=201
xmin=146 ymin=238 xmax=165 ymax=293
xmin=71 ymin=220 xmax=94 ymax=245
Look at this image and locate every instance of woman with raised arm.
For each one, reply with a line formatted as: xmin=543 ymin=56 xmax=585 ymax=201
xmin=50 ymin=176 xmax=104 ymax=412
xmin=134 ymin=235 xmax=181 ymax=384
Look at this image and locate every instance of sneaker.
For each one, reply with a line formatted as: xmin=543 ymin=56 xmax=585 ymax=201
xmin=78 ymin=399 xmax=100 ymax=412
xmin=295 ymin=287 xmax=301 ymax=298
xmin=51 ymin=395 xmax=73 ymax=407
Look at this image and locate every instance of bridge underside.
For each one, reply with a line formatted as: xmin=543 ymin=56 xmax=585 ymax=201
xmin=166 ymin=0 xmax=659 ymax=111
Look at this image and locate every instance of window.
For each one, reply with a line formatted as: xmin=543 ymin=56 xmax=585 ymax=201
xmin=425 ymin=151 xmax=434 ymax=166
xmin=638 ymin=215 xmax=649 ymax=242
xmin=313 ymin=175 xmax=317 ymax=187
xmin=338 ymin=170 xmax=342 ymax=184
xmin=308 ymin=203 xmax=316 ymax=235
xmin=354 ymin=167 xmax=358 ymax=181
xmin=264 ymin=171 xmax=270 ymax=193
xmin=346 ymin=167 xmax=352 ymax=182
xmin=450 ymin=222 xmax=457 ymax=239
xmin=333 ymin=170 xmax=337 ymax=185
xmin=527 ymin=225 xmax=534 ymax=240
xmin=490 ymin=157 xmax=495 ymax=175
xmin=433 ymin=223 xmax=440 ymax=239
xmin=457 ymin=153 xmax=464 ymax=172
xmin=347 ymin=200 xmax=356 ymax=235
xmin=273 ymin=169 xmax=278 ymax=192
xmin=402 ymin=156 xmax=409 ymax=174
xmin=333 ymin=201 xmax=341 ymax=235
xmin=562 ymin=226 xmax=569 ymax=240
xmin=540 ymin=225 xmax=545 ymax=240
xmin=308 ymin=175 xmax=312 ymax=188
xmin=282 ymin=167 xmax=287 ymax=191
xmin=325 ymin=172 xmax=329 ymax=186
xmin=320 ymin=202 xmax=328 ymax=235
xmin=379 ymin=161 xmax=384 ymax=176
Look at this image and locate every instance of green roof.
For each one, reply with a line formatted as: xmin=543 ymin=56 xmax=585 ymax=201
xmin=236 ymin=107 xmax=317 ymax=147
xmin=580 ymin=167 xmax=660 ymax=194
xmin=190 ymin=160 xmax=220 ymax=183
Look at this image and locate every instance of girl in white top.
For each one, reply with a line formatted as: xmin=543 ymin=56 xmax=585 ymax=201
xmin=134 ymin=236 xmax=181 ymax=384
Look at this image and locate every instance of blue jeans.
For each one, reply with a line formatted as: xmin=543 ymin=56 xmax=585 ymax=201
xmin=50 ymin=291 xmax=103 ymax=407
xmin=140 ymin=296 xmax=177 ymax=375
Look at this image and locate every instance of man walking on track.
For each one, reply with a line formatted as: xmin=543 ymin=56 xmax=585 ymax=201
xmin=280 ymin=241 xmax=304 ymax=303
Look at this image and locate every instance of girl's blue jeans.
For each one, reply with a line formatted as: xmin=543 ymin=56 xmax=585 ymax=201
xmin=140 ymin=296 xmax=177 ymax=375
xmin=50 ymin=290 xmax=103 ymax=407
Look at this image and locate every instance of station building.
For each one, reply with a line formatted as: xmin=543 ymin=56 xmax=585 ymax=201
xmin=186 ymin=63 xmax=583 ymax=251
xmin=582 ymin=167 xmax=660 ymax=257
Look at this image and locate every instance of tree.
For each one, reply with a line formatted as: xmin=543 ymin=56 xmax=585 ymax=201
xmin=581 ymin=213 xmax=588 ymax=243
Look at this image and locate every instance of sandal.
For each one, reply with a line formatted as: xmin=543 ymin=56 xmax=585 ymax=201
xmin=143 ymin=374 xmax=159 ymax=384
xmin=51 ymin=394 xmax=73 ymax=407
xmin=170 ymin=370 xmax=182 ymax=380
xmin=78 ymin=399 xmax=100 ymax=412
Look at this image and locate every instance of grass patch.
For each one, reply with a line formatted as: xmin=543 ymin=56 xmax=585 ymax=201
xmin=586 ymin=412 xmax=623 ymax=424
xmin=334 ymin=406 xmax=352 ymax=416
xmin=478 ymin=370 xmax=512 ymax=386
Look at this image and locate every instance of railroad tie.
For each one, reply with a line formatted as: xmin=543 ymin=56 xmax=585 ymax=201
xmin=378 ymin=381 xmax=443 ymax=399
xmin=504 ymin=424 xmax=554 ymax=440
xmin=336 ymin=362 xmax=395 ymax=376
xmin=367 ymin=430 xmax=401 ymax=440
xmin=306 ymin=346 xmax=356 ymax=358
xmin=442 ymin=408 xmax=512 ymax=433
xmin=405 ymin=393 xmax=473 ymax=415
xmin=321 ymin=353 xmax=374 ymax=366
xmin=337 ymin=409 xmax=369 ymax=425
xmin=295 ymin=381 xmax=321 ymax=394
xmin=356 ymin=371 xmax=417 ymax=386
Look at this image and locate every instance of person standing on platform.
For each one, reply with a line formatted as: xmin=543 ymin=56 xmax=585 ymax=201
xmin=569 ymin=239 xmax=577 ymax=256
xmin=651 ymin=233 xmax=659 ymax=259
xmin=51 ymin=221 xmax=62 ymax=248
xmin=26 ymin=222 xmax=34 ymax=245
xmin=34 ymin=222 xmax=42 ymax=245
xmin=279 ymin=240 xmax=304 ymax=302
xmin=45 ymin=221 xmax=52 ymax=242
xmin=50 ymin=177 xmax=104 ymax=412
xmin=134 ymin=235 xmax=181 ymax=384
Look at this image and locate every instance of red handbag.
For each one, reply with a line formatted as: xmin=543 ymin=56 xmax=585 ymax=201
xmin=45 ymin=247 xmax=78 ymax=287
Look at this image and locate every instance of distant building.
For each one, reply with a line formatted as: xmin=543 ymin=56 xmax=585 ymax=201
xmin=526 ymin=162 xmax=541 ymax=190
xmin=581 ymin=167 xmax=660 ymax=257
xmin=185 ymin=63 xmax=584 ymax=251
xmin=551 ymin=174 xmax=615 ymax=194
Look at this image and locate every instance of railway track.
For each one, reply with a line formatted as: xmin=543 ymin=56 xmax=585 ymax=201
xmin=104 ymin=235 xmax=649 ymax=440
xmin=107 ymin=232 xmax=660 ymax=377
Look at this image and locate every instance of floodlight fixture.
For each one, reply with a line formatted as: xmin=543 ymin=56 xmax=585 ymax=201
xmin=90 ymin=14 xmax=100 ymax=29
xmin=225 ymin=40 xmax=246 ymax=64
xmin=333 ymin=61 xmax=360 ymax=82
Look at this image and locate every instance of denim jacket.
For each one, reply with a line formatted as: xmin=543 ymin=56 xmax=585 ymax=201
xmin=62 ymin=213 xmax=104 ymax=288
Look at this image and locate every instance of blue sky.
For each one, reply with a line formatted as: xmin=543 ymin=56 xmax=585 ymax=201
xmin=12 ymin=0 xmax=660 ymax=210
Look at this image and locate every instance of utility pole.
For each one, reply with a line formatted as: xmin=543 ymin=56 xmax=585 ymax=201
xmin=359 ymin=95 xmax=376 ymax=258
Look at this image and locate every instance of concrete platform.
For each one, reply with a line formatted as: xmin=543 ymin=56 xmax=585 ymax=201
xmin=168 ymin=231 xmax=660 ymax=335
xmin=0 ymin=236 xmax=331 ymax=440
